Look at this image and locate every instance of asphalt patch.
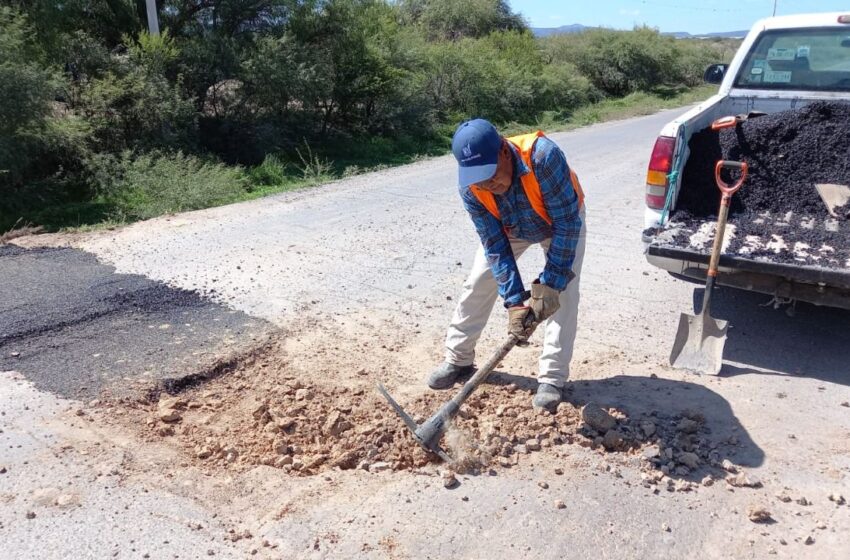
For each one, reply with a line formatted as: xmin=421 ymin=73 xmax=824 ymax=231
xmin=671 ymin=101 xmax=850 ymax=265
xmin=0 ymin=244 xmax=272 ymax=399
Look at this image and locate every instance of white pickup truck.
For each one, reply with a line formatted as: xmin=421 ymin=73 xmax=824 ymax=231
xmin=643 ymin=12 xmax=850 ymax=310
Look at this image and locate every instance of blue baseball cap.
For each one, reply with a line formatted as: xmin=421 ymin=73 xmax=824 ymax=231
xmin=452 ymin=119 xmax=502 ymax=187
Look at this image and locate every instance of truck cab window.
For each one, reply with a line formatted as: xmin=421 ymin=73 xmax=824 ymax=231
xmin=735 ymin=28 xmax=850 ymax=91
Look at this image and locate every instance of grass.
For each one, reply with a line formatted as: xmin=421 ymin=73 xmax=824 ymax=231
xmin=237 ymin=84 xmax=717 ymax=204
xmin=2 ymin=84 xmax=717 ymax=234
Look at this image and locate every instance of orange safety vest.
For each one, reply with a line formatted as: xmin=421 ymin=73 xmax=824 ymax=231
xmin=469 ymin=131 xmax=585 ymax=225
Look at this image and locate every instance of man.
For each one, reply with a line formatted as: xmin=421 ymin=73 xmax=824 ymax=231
xmin=427 ymin=118 xmax=586 ymax=410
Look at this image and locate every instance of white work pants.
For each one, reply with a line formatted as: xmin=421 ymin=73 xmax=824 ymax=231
xmin=444 ymin=212 xmax=586 ymax=388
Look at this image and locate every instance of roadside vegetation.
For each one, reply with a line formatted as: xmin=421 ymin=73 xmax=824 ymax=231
xmin=0 ymin=1 xmax=738 ymax=232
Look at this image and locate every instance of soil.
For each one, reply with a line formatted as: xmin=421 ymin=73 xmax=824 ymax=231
xmin=670 ymin=101 xmax=850 ymax=265
xmin=100 ymin=331 xmax=747 ymax=490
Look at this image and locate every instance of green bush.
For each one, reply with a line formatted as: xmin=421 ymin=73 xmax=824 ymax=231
xmin=95 ymin=151 xmax=248 ymax=221
xmin=249 ymin=154 xmax=289 ymax=186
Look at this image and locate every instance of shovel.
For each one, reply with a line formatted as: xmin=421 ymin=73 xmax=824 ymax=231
xmin=670 ymin=160 xmax=748 ymax=375
xmin=815 ymin=183 xmax=850 ymax=219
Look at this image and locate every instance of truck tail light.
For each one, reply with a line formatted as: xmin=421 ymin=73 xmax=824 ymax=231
xmin=646 ymin=136 xmax=676 ymax=209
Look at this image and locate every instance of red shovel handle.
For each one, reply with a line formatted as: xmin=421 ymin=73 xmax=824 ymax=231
xmin=711 ymin=115 xmax=739 ymax=130
xmin=715 ymin=160 xmax=748 ymax=200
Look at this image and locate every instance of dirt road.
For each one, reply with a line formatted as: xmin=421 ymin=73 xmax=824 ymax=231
xmin=3 ymin=108 xmax=849 ymax=559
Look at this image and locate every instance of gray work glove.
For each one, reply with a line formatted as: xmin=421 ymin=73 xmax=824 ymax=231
xmin=530 ymin=280 xmax=561 ymax=322
xmin=508 ymin=306 xmax=537 ymax=345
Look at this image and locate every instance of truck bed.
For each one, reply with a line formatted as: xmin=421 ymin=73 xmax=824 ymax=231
xmin=646 ymin=213 xmax=850 ymax=308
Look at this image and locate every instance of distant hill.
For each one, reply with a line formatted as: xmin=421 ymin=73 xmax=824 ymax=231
xmin=531 ymin=24 xmax=747 ymax=39
xmin=531 ymin=24 xmax=594 ymax=37
xmin=665 ymin=30 xmax=748 ymax=39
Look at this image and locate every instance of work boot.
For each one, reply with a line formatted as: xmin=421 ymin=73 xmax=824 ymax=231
xmin=532 ymin=383 xmax=562 ymax=411
xmin=426 ymin=362 xmax=475 ymax=390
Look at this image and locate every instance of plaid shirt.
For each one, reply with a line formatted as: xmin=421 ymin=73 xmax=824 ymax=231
xmin=459 ymin=136 xmax=582 ymax=308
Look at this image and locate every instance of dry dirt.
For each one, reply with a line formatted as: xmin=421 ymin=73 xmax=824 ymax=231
xmin=94 ymin=318 xmax=753 ymax=493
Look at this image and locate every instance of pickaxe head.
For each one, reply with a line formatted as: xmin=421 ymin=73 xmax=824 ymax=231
xmin=377 ymin=383 xmax=454 ymax=463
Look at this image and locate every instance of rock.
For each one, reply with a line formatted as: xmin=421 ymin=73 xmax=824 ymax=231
xmin=747 ymin=506 xmax=772 ymax=523
xmin=841 ymin=401 xmax=849 ymax=407
xmin=642 ymin=444 xmax=661 ymax=459
xmin=25 ymin=511 xmax=36 ymax=520
xmin=815 ymin=521 xmax=827 ymax=530
xmin=640 ymin=421 xmax=656 ymax=437
xmin=515 ymin=444 xmax=528 ymax=455
xmin=294 ymin=388 xmax=312 ymax=401
xmin=251 ymin=402 xmax=269 ymax=421
xmin=323 ymin=410 xmax=352 ymax=438
xmin=526 ymin=439 xmax=541 ymax=452
xmin=677 ymin=452 xmax=700 ymax=470
xmin=157 ymin=426 xmax=175 ymax=437
xmin=538 ymin=481 xmax=549 ymax=489
xmin=441 ymin=470 xmax=458 ymax=489
xmin=796 ymin=496 xmax=811 ymax=506
xmin=74 ymin=409 xmax=85 ymax=417
xmin=196 ymin=446 xmax=214 ymax=459
xmin=498 ymin=456 xmax=512 ymax=468
xmin=158 ymin=410 xmax=182 ymax=423
xmin=602 ymin=430 xmax=624 ymax=451
xmin=721 ymin=459 xmax=738 ymax=473
xmin=0 ymin=466 xmax=6 ymax=474
xmin=273 ymin=456 xmax=292 ymax=468
xmin=701 ymin=475 xmax=714 ymax=487
xmin=159 ymin=396 xmax=186 ymax=411
xmin=727 ymin=474 xmax=762 ymax=488
xmin=804 ymin=536 xmax=815 ymax=545
xmin=554 ymin=468 xmax=564 ymax=476
xmin=369 ymin=461 xmax=391 ymax=473
xmin=332 ymin=451 xmax=359 ymax=470
xmin=661 ymin=523 xmax=670 ymax=532
xmin=306 ymin=454 xmax=328 ymax=470
xmin=554 ymin=500 xmax=566 ymax=509
xmin=828 ymin=493 xmax=846 ymax=505
xmin=581 ymin=403 xmax=616 ymax=433
xmin=677 ymin=418 xmax=699 ymax=434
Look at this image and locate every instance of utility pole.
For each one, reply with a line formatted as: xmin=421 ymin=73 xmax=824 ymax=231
xmin=773 ymin=0 xmax=778 ymax=17
xmin=145 ymin=0 xmax=160 ymax=35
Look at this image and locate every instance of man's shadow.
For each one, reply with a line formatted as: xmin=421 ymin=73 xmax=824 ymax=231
xmin=486 ymin=371 xmax=765 ymax=479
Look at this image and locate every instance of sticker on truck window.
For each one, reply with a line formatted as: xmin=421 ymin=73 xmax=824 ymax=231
xmin=753 ymin=59 xmax=766 ymax=68
xmin=764 ymin=70 xmax=792 ymax=83
xmin=797 ymin=45 xmax=810 ymax=58
xmin=750 ymin=67 xmax=764 ymax=75
xmin=767 ymin=48 xmax=796 ymax=61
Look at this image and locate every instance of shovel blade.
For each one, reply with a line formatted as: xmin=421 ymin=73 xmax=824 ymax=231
xmin=670 ymin=311 xmax=729 ymax=375
xmin=815 ymin=183 xmax=850 ymax=219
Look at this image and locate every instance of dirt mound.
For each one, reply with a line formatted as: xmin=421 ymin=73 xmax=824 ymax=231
xmin=678 ymin=102 xmax=850 ymax=217
xmin=130 ymin=363 xmax=729 ymax=484
xmin=671 ymin=101 xmax=850 ymax=265
xmin=144 ymin=378 xmax=599 ymax=476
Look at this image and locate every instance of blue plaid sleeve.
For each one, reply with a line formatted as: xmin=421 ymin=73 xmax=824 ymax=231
xmin=460 ymin=188 xmax=526 ymax=307
xmin=533 ymin=138 xmax=582 ymax=290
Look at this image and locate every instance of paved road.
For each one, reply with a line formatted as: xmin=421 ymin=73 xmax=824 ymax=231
xmin=0 ymin=245 xmax=271 ymax=399
xmin=4 ymin=108 xmax=849 ymax=559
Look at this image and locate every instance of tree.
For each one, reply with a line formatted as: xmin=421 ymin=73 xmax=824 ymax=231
xmin=399 ymin=0 xmax=526 ymax=40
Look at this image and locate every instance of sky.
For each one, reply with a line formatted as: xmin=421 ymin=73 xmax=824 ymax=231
xmin=518 ymin=0 xmax=850 ymax=34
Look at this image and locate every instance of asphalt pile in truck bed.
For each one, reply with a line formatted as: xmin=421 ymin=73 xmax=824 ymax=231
xmin=670 ymin=101 xmax=850 ymax=265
